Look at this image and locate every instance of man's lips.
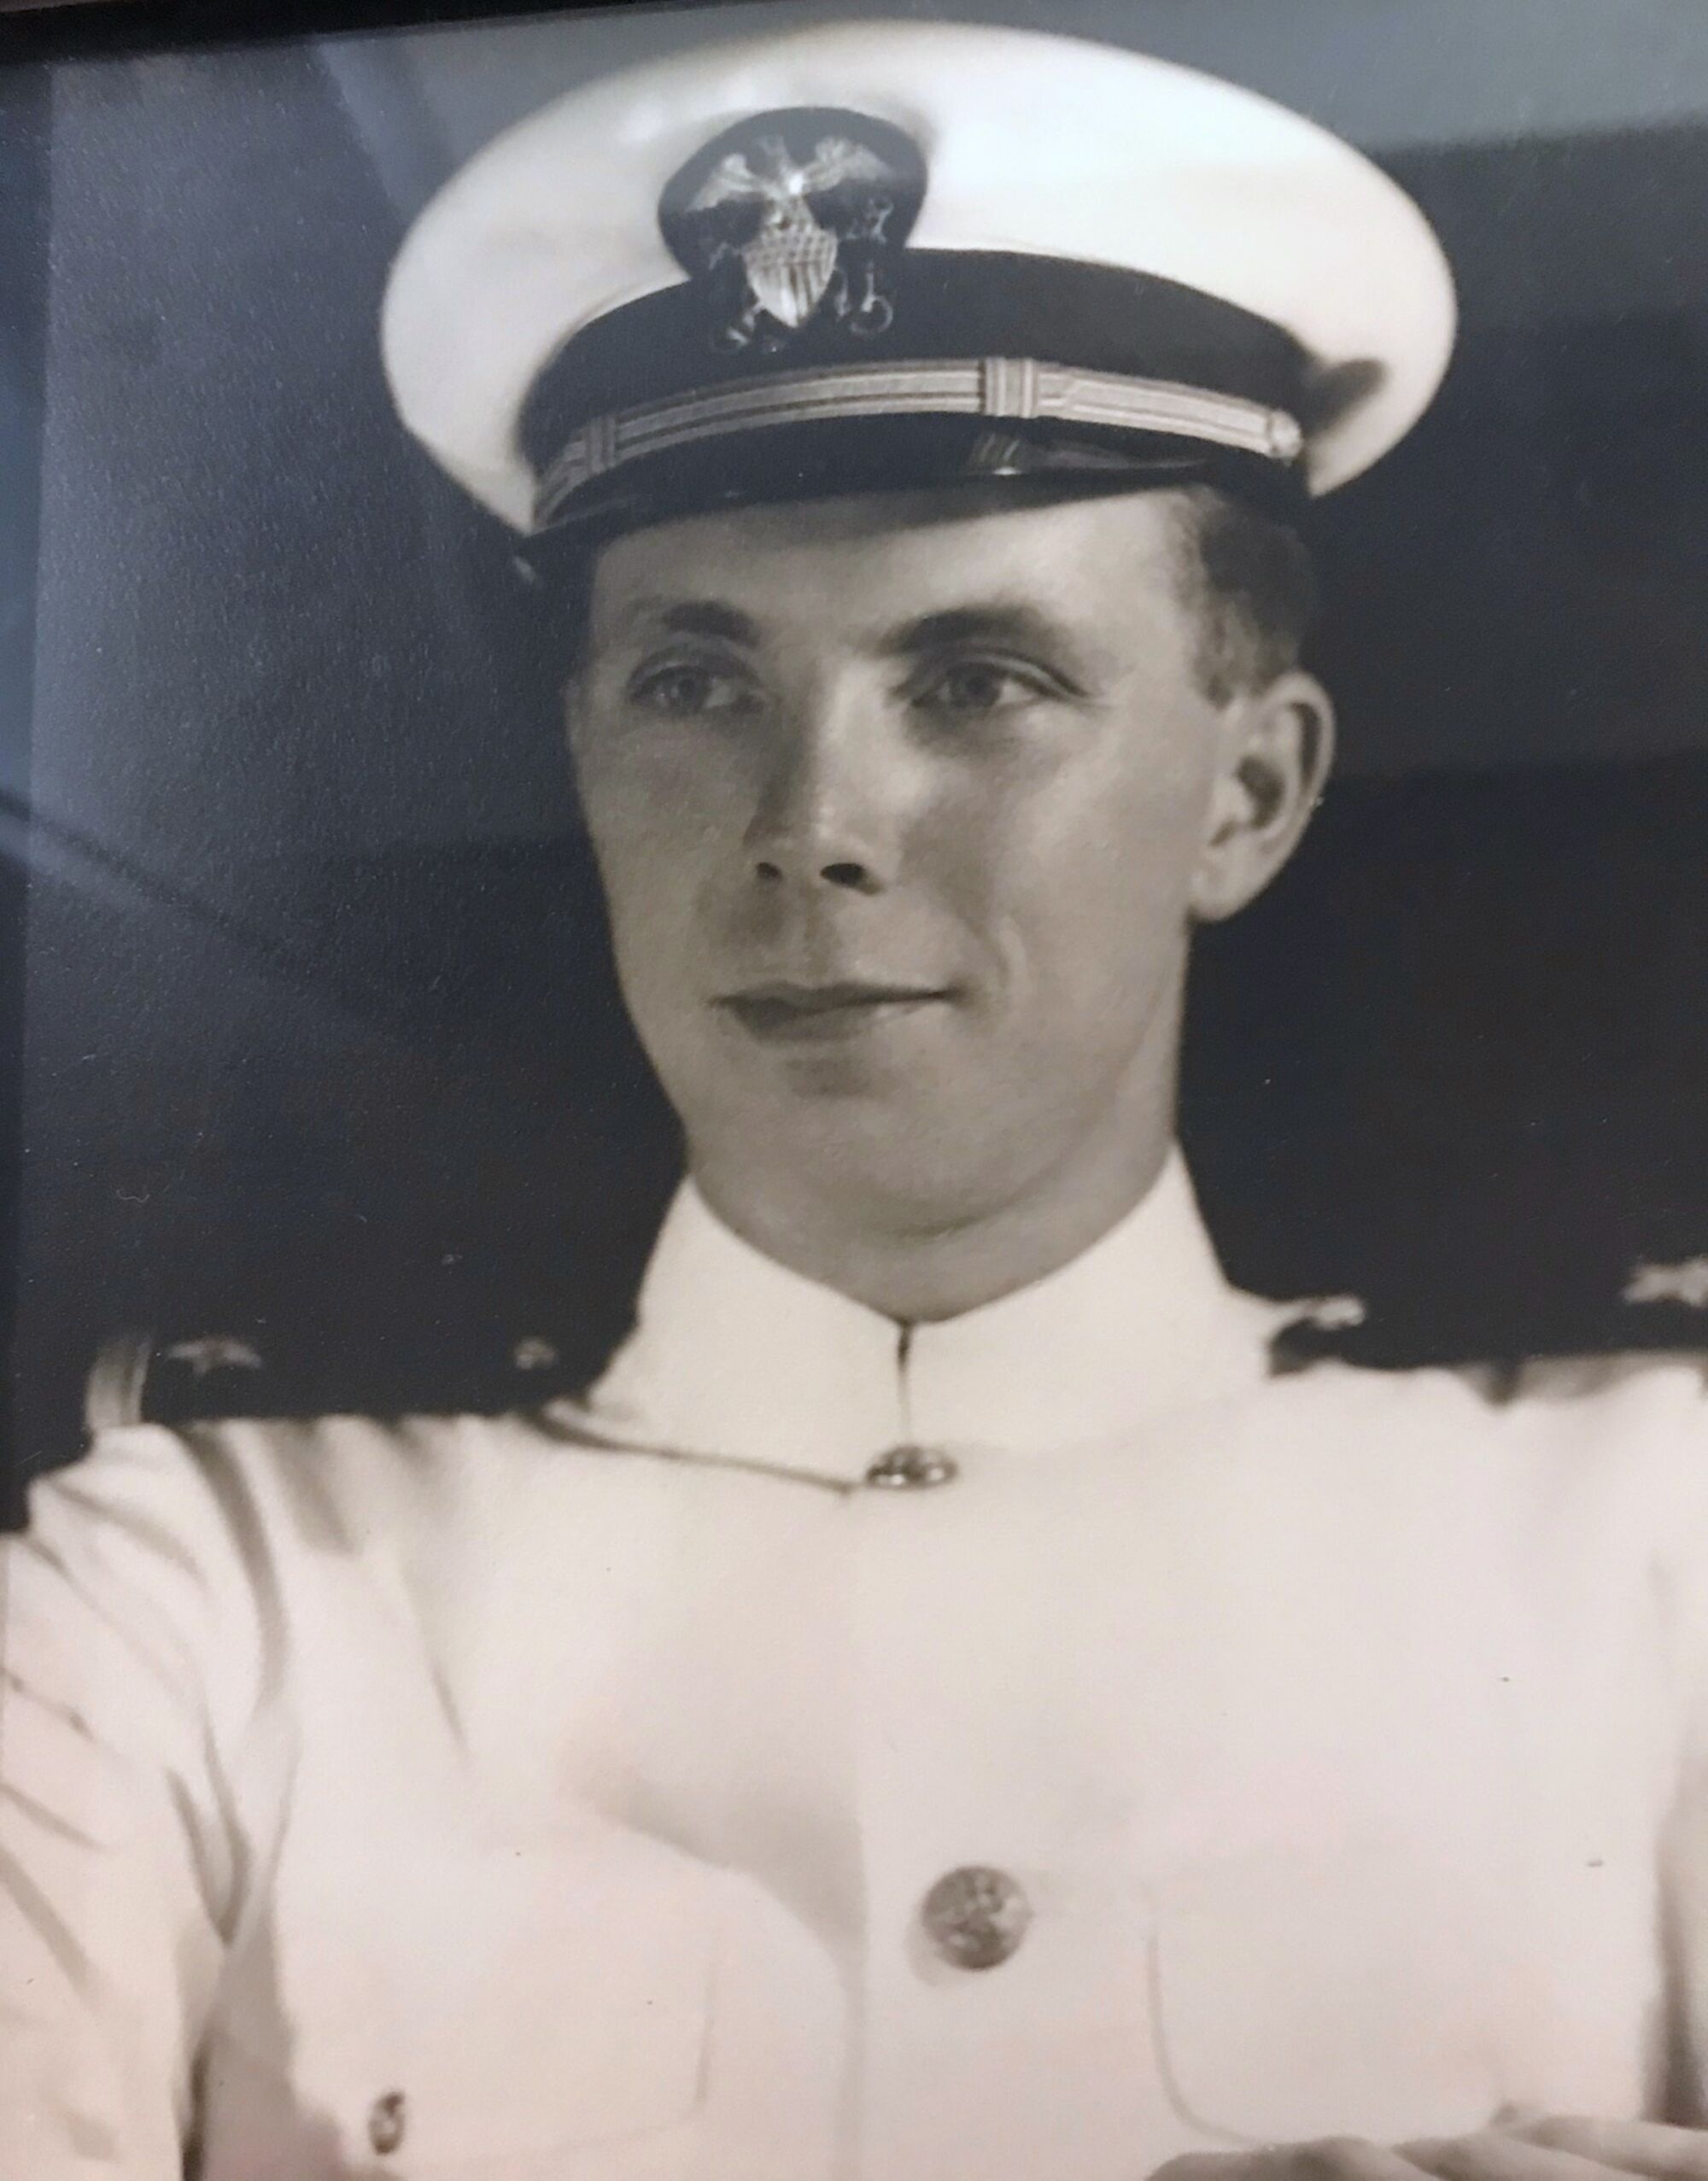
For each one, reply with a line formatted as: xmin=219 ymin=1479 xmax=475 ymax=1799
xmin=715 ymin=980 xmax=955 ymax=1042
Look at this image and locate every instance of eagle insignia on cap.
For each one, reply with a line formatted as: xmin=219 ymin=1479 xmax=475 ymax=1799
xmin=659 ymin=107 xmax=925 ymax=354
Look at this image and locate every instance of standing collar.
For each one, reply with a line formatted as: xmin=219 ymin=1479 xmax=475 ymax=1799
xmin=576 ymin=1150 xmax=1284 ymax=1484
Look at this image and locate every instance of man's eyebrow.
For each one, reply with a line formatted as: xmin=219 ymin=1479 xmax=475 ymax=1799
xmin=611 ymin=599 xmax=762 ymax=645
xmin=883 ymin=604 xmax=1081 ymax=656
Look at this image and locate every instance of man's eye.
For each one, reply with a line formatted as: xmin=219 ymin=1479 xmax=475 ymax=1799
xmin=628 ymin=662 xmax=755 ymax=716
xmin=915 ymin=660 xmax=1055 ymax=716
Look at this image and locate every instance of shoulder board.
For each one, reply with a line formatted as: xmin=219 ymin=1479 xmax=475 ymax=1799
xmin=83 ymin=1319 xmax=623 ymax=1435
xmin=1267 ymin=1307 xmax=1708 ymax=1402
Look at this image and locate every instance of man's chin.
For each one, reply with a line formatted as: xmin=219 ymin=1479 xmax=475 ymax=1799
xmin=693 ymin=1088 xmax=1020 ymax=1227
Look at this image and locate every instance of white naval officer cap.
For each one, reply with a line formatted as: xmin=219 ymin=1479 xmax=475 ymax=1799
xmin=382 ymin=17 xmax=1455 ymax=546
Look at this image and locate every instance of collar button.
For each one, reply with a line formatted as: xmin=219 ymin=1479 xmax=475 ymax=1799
xmin=863 ymin=1444 xmax=958 ymax=1490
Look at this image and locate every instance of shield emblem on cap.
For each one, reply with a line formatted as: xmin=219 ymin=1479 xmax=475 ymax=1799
xmin=660 ymin=108 xmax=926 ymax=352
xmin=740 ymin=198 xmax=840 ymax=330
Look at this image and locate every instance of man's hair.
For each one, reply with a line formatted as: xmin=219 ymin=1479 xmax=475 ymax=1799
xmin=1167 ymin=484 xmax=1319 ymax=705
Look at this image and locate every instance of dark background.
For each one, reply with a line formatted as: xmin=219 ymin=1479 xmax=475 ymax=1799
xmin=7 ymin=0 xmax=1708 ymax=1509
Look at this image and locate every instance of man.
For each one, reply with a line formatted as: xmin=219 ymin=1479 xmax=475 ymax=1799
xmin=8 ymin=16 xmax=1708 ymax=2181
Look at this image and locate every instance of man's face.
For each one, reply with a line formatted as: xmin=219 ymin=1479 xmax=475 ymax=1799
xmin=569 ymin=486 xmax=1282 ymax=1234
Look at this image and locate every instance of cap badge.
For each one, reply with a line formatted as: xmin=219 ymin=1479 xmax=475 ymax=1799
xmin=660 ymin=108 xmax=925 ymax=354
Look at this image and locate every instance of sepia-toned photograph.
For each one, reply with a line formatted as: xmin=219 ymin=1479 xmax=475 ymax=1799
xmin=7 ymin=1 xmax=1708 ymax=2174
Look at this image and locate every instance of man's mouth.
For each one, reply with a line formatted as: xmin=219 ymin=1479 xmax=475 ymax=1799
xmin=716 ymin=980 xmax=955 ymax=1043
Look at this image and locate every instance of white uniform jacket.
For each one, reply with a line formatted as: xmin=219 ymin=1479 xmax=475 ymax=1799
xmin=9 ymin=1155 xmax=1708 ymax=2181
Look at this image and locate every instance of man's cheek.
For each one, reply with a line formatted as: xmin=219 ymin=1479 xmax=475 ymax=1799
xmin=617 ymin=894 xmax=700 ymax=1001
xmin=603 ymin=880 xmax=697 ymax=1026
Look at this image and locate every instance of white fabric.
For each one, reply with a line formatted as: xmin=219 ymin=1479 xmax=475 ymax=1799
xmin=7 ymin=1165 xmax=1708 ymax=2180
xmin=588 ymin=1150 xmax=1281 ymax=1477
xmin=381 ymin=20 xmax=1456 ymax=524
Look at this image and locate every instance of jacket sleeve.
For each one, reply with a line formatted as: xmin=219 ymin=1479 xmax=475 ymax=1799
xmin=0 ymin=1427 xmax=267 ymax=2179
xmin=1647 ymin=1360 xmax=1708 ymax=2123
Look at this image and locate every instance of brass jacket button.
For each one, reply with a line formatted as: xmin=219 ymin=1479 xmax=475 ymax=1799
xmin=920 ymin=1865 xmax=1032 ymax=1969
xmin=367 ymin=2090 xmax=407 ymax=2155
xmin=865 ymin=1444 xmax=959 ymax=1490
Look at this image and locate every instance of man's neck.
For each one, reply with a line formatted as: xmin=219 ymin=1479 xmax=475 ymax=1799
xmin=691 ymin=1112 xmax=1176 ymax=1325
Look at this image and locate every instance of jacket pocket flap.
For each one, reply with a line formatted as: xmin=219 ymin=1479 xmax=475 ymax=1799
xmin=214 ymin=1830 xmax=719 ymax=2169
xmin=1151 ymin=1846 xmax=1504 ymax=2147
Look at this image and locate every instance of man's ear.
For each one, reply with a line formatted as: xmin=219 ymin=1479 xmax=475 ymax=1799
xmin=1190 ymin=669 xmax=1335 ymax=923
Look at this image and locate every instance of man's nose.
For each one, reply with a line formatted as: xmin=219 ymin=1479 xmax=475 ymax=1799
xmin=745 ymin=704 xmax=904 ymax=896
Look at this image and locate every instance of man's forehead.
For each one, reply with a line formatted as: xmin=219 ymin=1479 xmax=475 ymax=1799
xmin=589 ymin=481 xmax=1189 ymax=610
